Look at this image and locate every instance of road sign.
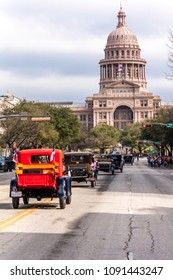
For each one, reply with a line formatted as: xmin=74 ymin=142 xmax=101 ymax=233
xmin=154 ymin=141 xmax=161 ymax=145
xmin=31 ymin=117 xmax=51 ymax=122
xmin=0 ymin=115 xmax=51 ymax=121
xmin=166 ymin=123 xmax=173 ymax=128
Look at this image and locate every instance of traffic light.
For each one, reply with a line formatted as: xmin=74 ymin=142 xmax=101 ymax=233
xmin=31 ymin=117 xmax=51 ymax=122
xmin=142 ymin=123 xmax=152 ymax=128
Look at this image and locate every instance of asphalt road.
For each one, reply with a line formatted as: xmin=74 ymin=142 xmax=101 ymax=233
xmin=0 ymin=159 xmax=173 ymax=260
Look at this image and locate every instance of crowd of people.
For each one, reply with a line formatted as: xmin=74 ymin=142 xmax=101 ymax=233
xmin=147 ymin=155 xmax=173 ymax=168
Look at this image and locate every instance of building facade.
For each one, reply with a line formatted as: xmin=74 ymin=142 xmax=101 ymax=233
xmin=65 ymin=7 xmax=161 ymax=131
xmin=0 ymin=92 xmax=21 ymax=113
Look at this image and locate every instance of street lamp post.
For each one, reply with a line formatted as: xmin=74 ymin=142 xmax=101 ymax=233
xmin=142 ymin=122 xmax=173 ymax=128
xmin=0 ymin=114 xmax=51 ymax=121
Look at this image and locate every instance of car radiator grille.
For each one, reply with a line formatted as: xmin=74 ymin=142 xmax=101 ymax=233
xmin=71 ymin=168 xmax=87 ymax=177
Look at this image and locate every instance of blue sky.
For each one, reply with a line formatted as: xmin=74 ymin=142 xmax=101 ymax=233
xmin=0 ymin=0 xmax=172 ymax=102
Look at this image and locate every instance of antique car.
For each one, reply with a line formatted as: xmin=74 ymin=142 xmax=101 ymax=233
xmin=97 ymin=155 xmax=113 ymax=174
xmin=9 ymin=149 xmax=72 ymax=209
xmin=64 ymin=151 xmax=96 ymax=187
xmin=97 ymin=153 xmax=123 ymax=174
xmin=123 ymin=155 xmax=134 ymax=165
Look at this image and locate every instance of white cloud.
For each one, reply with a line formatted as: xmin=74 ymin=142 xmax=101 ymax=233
xmin=0 ymin=0 xmax=172 ymax=102
xmin=147 ymin=76 xmax=173 ymax=102
xmin=0 ymin=70 xmax=99 ymax=101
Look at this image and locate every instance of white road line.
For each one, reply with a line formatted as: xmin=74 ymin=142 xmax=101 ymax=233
xmin=128 ymin=206 xmax=133 ymax=215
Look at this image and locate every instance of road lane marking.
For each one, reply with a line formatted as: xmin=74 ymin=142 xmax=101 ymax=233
xmin=126 ymin=252 xmax=134 ymax=260
xmin=0 ymin=198 xmax=51 ymax=232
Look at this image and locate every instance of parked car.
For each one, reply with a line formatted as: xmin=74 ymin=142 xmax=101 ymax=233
xmin=5 ymin=156 xmax=16 ymax=171
xmin=0 ymin=156 xmax=8 ymax=172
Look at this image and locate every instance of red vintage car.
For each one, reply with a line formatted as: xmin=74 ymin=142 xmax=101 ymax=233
xmin=9 ymin=149 xmax=72 ymax=209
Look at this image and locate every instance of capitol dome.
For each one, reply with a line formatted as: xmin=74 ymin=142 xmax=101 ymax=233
xmin=99 ymin=6 xmax=147 ymax=93
xmin=106 ymin=7 xmax=139 ymax=48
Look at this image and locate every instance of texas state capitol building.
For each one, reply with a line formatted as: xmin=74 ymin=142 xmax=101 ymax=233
xmin=48 ymin=7 xmax=161 ymax=131
xmin=0 ymin=7 xmax=161 ymax=131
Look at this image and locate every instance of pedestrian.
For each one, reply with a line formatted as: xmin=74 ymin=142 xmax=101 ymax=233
xmin=91 ymin=157 xmax=98 ymax=179
xmin=147 ymin=155 xmax=150 ymax=166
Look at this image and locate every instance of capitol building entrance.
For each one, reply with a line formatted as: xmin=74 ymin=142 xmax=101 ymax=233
xmin=114 ymin=105 xmax=133 ymax=130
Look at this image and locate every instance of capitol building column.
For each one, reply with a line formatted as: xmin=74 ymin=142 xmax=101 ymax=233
xmin=112 ymin=64 xmax=114 ymax=78
xmin=94 ymin=112 xmax=97 ymax=127
xmin=134 ymin=111 xmax=140 ymax=122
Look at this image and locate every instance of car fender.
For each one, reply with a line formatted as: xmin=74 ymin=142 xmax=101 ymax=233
xmin=9 ymin=177 xmax=18 ymax=197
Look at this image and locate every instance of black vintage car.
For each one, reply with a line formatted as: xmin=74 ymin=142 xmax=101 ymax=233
xmin=123 ymin=155 xmax=134 ymax=165
xmin=97 ymin=153 xmax=123 ymax=174
xmin=64 ymin=152 xmax=96 ymax=187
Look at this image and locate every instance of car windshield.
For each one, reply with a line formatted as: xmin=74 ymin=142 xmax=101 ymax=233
xmin=124 ymin=156 xmax=132 ymax=159
xmin=71 ymin=156 xmax=85 ymax=163
xmin=107 ymin=155 xmax=122 ymax=160
xmin=65 ymin=154 xmax=92 ymax=164
xmin=31 ymin=155 xmax=50 ymax=163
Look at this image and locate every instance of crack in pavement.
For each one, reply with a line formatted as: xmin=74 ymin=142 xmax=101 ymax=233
xmin=123 ymin=216 xmax=133 ymax=252
xmin=146 ymin=221 xmax=155 ymax=253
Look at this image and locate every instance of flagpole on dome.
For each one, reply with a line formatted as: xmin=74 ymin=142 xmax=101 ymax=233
xmin=120 ymin=0 xmax=125 ymax=10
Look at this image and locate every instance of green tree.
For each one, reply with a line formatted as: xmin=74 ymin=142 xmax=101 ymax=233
xmin=0 ymin=100 xmax=56 ymax=148
xmin=48 ymin=106 xmax=82 ymax=149
xmin=91 ymin=124 xmax=120 ymax=153
xmin=141 ymin=107 xmax=173 ymax=155
xmin=119 ymin=122 xmax=148 ymax=154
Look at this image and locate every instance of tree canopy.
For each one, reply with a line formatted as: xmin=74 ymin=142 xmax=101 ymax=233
xmin=0 ymin=100 xmax=82 ymax=150
xmin=119 ymin=122 xmax=141 ymax=147
xmin=48 ymin=106 xmax=82 ymax=149
xmin=90 ymin=124 xmax=120 ymax=153
xmin=141 ymin=107 xmax=173 ymax=155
